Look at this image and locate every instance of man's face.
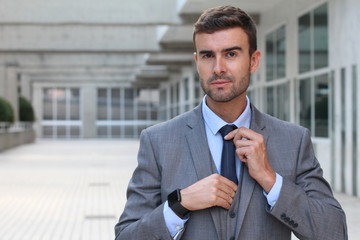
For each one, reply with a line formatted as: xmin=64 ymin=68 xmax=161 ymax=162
xmin=194 ymin=27 xmax=260 ymax=103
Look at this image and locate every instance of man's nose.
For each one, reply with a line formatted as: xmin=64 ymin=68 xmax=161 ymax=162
xmin=213 ymin=57 xmax=226 ymax=75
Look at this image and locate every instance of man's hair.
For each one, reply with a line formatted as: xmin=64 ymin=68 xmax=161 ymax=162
xmin=193 ymin=5 xmax=257 ymax=55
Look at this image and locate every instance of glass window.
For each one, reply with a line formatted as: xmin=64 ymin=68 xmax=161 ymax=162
xmin=266 ymin=33 xmax=275 ymax=81
xmin=159 ymin=89 xmax=167 ymax=120
xmin=124 ymin=89 xmax=134 ymax=120
xmin=266 ymin=87 xmax=274 ymax=116
xmin=111 ymin=88 xmax=120 ymax=120
xmin=298 ymin=74 xmax=329 ymax=137
xmin=298 ymin=3 xmax=328 ymax=73
xmin=298 ymin=13 xmax=311 ymax=73
xmin=97 ymin=126 xmax=108 ymax=138
xmin=56 ymin=88 xmax=66 ymax=120
xmin=314 ymin=74 xmax=329 ymax=137
xmin=266 ymin=82 xmax=289 ymax=121
xmin=111 ymin=126 xmax=121 ymax=138
xmin=97 ymin=88 xmax=108 ymax=120
xmin=184 ymin=77 xmax=189 ymax=101
xmin=42 ymin=126 xmax=53 ymax=138
xmin=70 ymin=88 xmax=80 ymax=120
xmin=299 ymin=78 xmax=312 ymax=131
xmin=314 ymin=4 xmax=328 ymax=70
xmin=43 ymin=88 xmax=53 ymax=120
xmin=266 ymin=26 xmax=286 ymax=81
xmin=137 ymin=89 xmax=149 ymax=120
xmin=276 ymin=83 xmax=290 ymax=121
xmin=70 ymin=126 xmax=80 ymax=138
xmin=276 ymin=26 xmax=286 ymax=79
xmin=57 ymin=126 xmax=66 ymax=138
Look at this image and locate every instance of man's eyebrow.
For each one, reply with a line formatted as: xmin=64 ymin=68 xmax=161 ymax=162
xmin=198 ymin=50 xmax=213 ymax=55
xmin=223 ymin=46 xmax=242 ymax=52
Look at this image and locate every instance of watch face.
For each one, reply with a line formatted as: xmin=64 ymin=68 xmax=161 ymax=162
xmin=168 ymin=189 xmax=181 ymax=206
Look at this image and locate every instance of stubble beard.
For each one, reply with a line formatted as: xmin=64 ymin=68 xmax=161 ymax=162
xmin=200 ymin=70 xmax=251 ymax=103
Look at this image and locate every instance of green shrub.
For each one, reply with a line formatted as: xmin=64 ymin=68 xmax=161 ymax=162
xmin=19 ymin=96 xmax=35 ymax=122
xmin=0 ymin=97 xmax=14 ymax=123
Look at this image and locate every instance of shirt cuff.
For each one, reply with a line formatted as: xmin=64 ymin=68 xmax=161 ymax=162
xmin=163 ymin=201 xmax=189 ymax=238
xmin=263 ymin=173 xmax=283 ymax=208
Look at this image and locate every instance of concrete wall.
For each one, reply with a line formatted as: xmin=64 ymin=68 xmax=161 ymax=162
xmin=0 ymin=129 xmax=36 ymax=152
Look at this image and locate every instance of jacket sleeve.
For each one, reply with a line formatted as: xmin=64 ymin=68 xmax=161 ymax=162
xmin=114 ymin=129 xmax=172 ymax=240
xmin=269 ymin=129 xmax=348 ymax=240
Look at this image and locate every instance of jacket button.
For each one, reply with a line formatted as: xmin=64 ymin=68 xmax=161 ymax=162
xmin=293 ymin=223 xmax=298 ymax=228
xmin=229 ymin=211 xmax=236 ymax=218
xmin=229 ymin=237 xmax=235 ymax=240
xmin=281 ymin=213 xmax=286 ymax=219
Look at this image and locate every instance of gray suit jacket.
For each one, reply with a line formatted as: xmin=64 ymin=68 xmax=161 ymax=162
xmin=115 ymin=104 xmax=347 ymax=240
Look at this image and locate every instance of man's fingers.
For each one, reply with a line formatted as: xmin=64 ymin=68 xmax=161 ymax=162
xmin=224 ymin=127 xmax=260 ymax=142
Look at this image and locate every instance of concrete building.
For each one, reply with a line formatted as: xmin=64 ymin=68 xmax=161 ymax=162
xmin=0 ymin=0 xmax=359 ymax=197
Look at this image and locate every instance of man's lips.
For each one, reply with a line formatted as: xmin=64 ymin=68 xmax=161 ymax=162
xmin=210 ymin=80 xmax=232 ymax=87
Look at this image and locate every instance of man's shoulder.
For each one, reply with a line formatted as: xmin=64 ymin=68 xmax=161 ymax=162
xmin=145 ymin=106 xmax=201 ymax=134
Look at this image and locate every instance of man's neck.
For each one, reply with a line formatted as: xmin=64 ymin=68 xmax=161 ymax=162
xmin=205 ymin=94 xmax=247 ymax=123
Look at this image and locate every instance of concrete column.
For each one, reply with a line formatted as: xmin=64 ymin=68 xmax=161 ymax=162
xmin=32 ymin=84 xmax=43 ymax=138
xmin=82 ymin=85 xmax=96 ymax=138
xmin=5 ymin=67 xmax=19 ymax=121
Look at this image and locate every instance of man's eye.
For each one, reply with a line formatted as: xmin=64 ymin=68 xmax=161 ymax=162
xmin=202 ymin=53 xmax=213 ymax=59
xmin=227 ymin=52 xmax=236 ymax=57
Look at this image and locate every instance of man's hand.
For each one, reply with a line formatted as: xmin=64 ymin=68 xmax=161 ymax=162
xmin=180 ymin=174 xmax=237 ymax=211
xmin=224 ymin=127 xmax=276 ymax=193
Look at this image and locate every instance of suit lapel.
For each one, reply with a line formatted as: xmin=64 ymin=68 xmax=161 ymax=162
xmin=235 ymin=105 xmax=270 ymax=238
xmin=185 ymin=104 xmax=216 ymax=180
xmin=185 ymin=104 xmax=223 ymax=238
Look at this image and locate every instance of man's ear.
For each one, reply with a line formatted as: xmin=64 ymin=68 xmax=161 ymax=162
xmin=250 ymin=50 xmax=261 ymax=74
xmin=193 ymin=52 xmax=198 ymax=63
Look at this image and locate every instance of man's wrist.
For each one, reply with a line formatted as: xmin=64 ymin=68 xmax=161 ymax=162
xmin=168 ymin=189 xmax=191 ymax=219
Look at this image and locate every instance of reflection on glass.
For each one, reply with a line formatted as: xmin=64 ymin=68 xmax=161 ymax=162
xmin=314 ymin=3 xmax=328 ymax=70
xmin=298 ymin=13 xmax=311 ymax=73
xmin=314 ymin=74 xmax=329 ymax=137
xmin=299 ymin=78 xmax=311 ymax=130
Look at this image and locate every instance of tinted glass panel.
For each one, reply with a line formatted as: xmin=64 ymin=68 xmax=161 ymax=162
xmin=298 ymin=13 xmax=311 ymax=73
xmin=299 ymin=78 xmax=312 ymax=130
xmin=314 ymin=3 xmax=328 ymax=70
xmin=314 ymin=74 xmax=329 ymax=137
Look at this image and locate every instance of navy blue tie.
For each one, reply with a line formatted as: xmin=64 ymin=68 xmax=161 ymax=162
xmin=219 ymin=124 xmax=238 ymax=184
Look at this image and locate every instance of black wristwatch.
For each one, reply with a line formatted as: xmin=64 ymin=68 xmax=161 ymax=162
xmin=167 ymin=189 xmax=191 ymax=219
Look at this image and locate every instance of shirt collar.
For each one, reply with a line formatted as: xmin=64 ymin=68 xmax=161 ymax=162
xmin=202 ymin=95 xmax=252 ymax=136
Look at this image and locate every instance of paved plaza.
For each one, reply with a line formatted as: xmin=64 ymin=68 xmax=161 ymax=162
xmin=0 ymin=140 xmax=359 ymax=240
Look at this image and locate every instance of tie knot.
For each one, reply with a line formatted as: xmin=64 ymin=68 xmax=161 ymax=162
xmin=219 ymin=124 xmax=237 ymax=137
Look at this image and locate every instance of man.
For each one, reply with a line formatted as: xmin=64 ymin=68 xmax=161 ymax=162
xmin=115 ymin=5 xmax=347 ymax=240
